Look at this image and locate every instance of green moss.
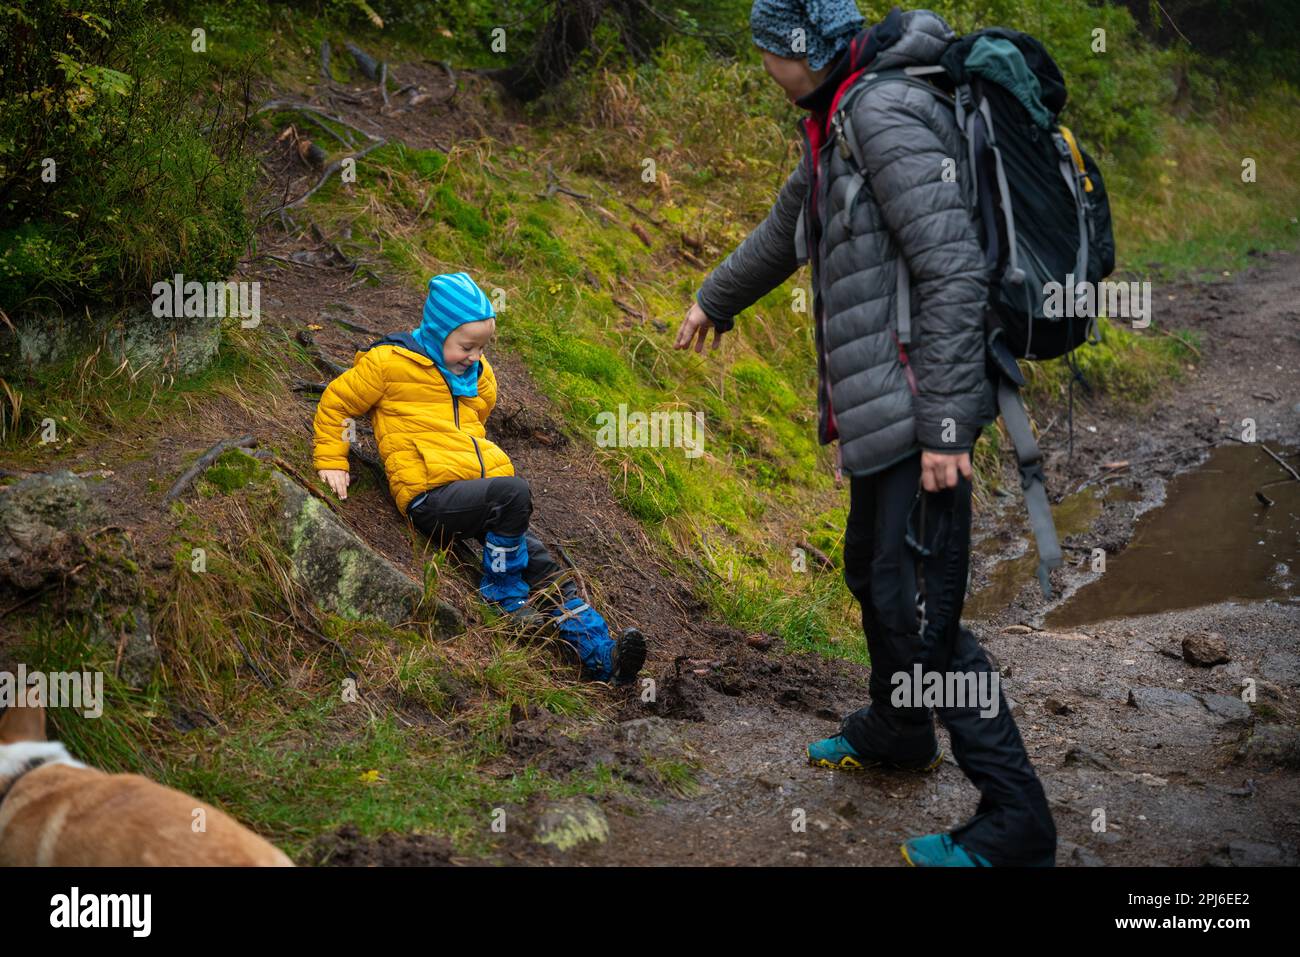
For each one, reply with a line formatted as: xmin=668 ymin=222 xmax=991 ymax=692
xmin=201 ymin=448 xmax=265 ymax=494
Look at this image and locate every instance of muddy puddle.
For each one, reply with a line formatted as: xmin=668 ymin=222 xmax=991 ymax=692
xmin=1047 ymin=443 xmax=1298 ymax=626
xmin=966 ymin=484 xmax=1108 ymax=620
xmin=968 ymin=444 xmax=1299 ymax=624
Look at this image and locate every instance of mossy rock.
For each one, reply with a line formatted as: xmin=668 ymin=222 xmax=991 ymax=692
xmin=270 ymin=471 xmax=462 ymax=636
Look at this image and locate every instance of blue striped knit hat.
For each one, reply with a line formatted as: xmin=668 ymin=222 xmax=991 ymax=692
xmin=413 ymin=272 xmax=496 ymax=397
xmin=750 ymin=0 xmax=864 ymax=71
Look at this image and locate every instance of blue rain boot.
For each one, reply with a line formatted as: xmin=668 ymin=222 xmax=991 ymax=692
xmin=481 ymin=532 xmax=551 ymax=633
xmin=551 ymin=597 xmax=621 ymax=681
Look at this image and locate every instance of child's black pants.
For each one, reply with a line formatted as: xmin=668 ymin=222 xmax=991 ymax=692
xmin=407 ymin=476 xmax=577 ymax=605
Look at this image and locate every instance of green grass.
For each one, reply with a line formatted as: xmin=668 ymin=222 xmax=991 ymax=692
xmin=10 ymin=453 xmax=647 ymax=859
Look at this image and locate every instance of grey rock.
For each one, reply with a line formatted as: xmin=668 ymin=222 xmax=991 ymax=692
xmin=271 ymin=471 xmax=461 ymax=633
xmin=1 ymin=308 xmax=220 ymax=380
xmin=1237 ymin=724 xmax=1300 ymax=768
xmin=1072 ymin=844 xmax=1105 ymax=867
xmin=0 ymin=471 xmax=157 ymax=684
xmin=1127 ymin=686 xmax=1201 ymax=712
xmin=0 ymin=470 xmax=99 ymax=590
xmin=533 ymin=797 xmax=609 ymax=851
xmin=1063 ymin=746 xmax=1113 ymax=770
xmin=1197 ymin=693 xmax=1253 ymax=725
xmin=1206 ymin=840 xmax=1294 ymax=867
xmin=620 ymin=717 xmax=678 ymax=752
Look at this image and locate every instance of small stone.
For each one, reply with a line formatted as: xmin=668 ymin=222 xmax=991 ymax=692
xmin=1064 ymin=746 xmax=1112 ymax=770
xmin=1182 ymin=632 xmax=1230 ymax=667
xmin=534 ymin=797 xmax=609 ymax=851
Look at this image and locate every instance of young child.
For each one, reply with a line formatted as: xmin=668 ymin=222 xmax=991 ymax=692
xmin=312 ymin=271 xmax=646 ymax=684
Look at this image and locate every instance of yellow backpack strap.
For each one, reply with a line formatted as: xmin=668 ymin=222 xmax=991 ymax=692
xmin=1058 ymin=125 xmax=1093 ymax=192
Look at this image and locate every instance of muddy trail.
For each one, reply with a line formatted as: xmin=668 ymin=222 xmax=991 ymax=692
xmin=13 ymin=61 xmax=1297 ymax=867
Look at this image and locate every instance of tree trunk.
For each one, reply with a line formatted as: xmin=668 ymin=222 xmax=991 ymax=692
xmin=482 ymin=0 xmax=609 ymax=102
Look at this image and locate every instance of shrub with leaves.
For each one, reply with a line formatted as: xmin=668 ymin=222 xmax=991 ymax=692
xmin=0 ymin=1 xmax=256 ymax=317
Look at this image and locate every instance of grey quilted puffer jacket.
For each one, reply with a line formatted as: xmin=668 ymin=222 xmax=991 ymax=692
xmin=696 ymin=8 xmax=995 ymax=476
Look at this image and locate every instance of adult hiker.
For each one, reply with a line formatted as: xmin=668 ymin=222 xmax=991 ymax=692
xmin=673 ymin=3 xmax=1056 ymax=866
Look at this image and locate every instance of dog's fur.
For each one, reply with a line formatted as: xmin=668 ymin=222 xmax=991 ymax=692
xmin=0 ymin=702 xmax=293 ymax=866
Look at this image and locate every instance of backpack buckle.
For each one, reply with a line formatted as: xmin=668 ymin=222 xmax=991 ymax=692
xmin=831 ymin=113 xmax=852 ymax=161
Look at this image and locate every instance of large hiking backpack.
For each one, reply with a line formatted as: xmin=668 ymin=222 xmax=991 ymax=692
xmin=831 ymin=27 xmax=1116 ymax=598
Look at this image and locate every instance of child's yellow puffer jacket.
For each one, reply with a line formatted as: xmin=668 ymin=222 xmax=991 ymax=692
xmin=312 ymin=341 xmax=513 ymax=514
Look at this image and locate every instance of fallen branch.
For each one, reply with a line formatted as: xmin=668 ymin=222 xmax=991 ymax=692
xmin=795 ymin=540 xmax=835 ymax=571
xmin=163 ymin=434 xmax=258 ymax=504
xmin=1260 ymin=442 xmax=1300 ymax=482
xmin=268 ymin=597 xmax=354 ymax=666
xmin=541 ymin=163 xmax=590 ymax=201
xmin=432 ymin=59 xmax=459 ymax=105
xmin=678 ymin=247 xmax=706 ymax=269
xmin=292 ymin=379 xmax=327 ymax=393
xmin=625 ymin=201 xmax=667 ymax=228
xmin=265 ymin=138 xmax=387 ymax=215
xmin=611 ymin=296 xmax=644 ymax=321
xmin=295 ymin=330 xmax=350 ymax=377
xmin=237 ymin=447 xmax=343 ymax=517
xmin=255 ymin=100 xmax=379 ymax=142
xmin=231 ymin=632 xmax=274 ymax=688
xmin=1073 ymin=441 xmax=1219 ymax=493
xmin=554 ymin=542 xmax=592 ymax=603
xmin=1149 ymin=323 xmax=1202 ymax=358
xmin=346 ymin=42 xmax=382 ymax=81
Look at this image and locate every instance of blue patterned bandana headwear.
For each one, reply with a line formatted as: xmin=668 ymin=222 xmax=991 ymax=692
xmin=412 ymin=272 xmax=496 ymax=398
xmin=750 ymin=0 xmax=865 ymax=70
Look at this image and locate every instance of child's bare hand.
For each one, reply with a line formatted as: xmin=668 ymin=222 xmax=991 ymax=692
xmin=318 ymin=469 xmax=351 ymax=500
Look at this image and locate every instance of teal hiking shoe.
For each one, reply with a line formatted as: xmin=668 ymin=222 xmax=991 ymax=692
xmin=807 ymin=734 xmax=943 ymax=772
xmin=901 ymin=833 xmax=991 ymax=867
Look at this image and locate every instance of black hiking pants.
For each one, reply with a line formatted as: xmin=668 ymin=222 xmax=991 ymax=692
xmin=407 ymin=476 xmax=577 ymax=607
xmin=839 ymin=450 xmax=1056 ymax=866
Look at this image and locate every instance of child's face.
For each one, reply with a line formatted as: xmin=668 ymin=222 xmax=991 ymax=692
xmin=442 ymin=317 xmax=495 ymax=374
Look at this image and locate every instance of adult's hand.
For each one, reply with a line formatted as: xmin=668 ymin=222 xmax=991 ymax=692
xmin=674 ymin=301 xmax=725 ymax=354
xmin=920 ymin=451 xmax=972 ymax=493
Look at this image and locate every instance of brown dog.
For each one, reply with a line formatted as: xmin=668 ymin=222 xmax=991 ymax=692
xmin=0 ymin=702 xmax=293 ymax=866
